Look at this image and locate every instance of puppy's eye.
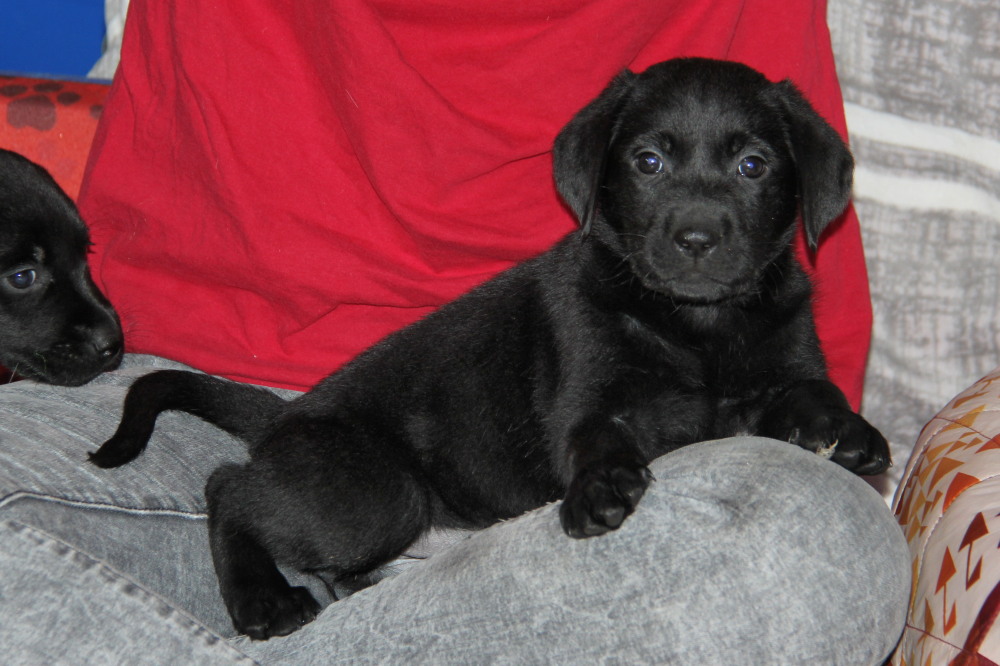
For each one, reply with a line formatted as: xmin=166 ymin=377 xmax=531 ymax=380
xmin=635 ymin=152 xmax=664 ymax=175
xmin=738 ymin=156 xmax=767 ymax=178
xmin=5 ymin=270 xmax=36 ymax=290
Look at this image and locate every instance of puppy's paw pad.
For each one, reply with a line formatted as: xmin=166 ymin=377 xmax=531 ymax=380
xmin=831 ymin=426 xmax=891 ymax=476
xmin=232 ymin=586 xmax=321 ymax=640
xmin=790 ymin=411 xmax=891 ymax=476
xmin=560 ymin=463 xmax=653 ymax=539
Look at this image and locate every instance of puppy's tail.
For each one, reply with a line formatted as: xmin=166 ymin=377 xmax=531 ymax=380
xmin=89 ymin=370 xmax=286 ymax=468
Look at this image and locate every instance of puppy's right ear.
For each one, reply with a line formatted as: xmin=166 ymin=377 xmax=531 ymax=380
xmin=553 ymin=71 xmax=636 ymax=235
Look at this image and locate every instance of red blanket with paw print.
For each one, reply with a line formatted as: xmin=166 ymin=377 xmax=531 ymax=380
xmin=80 ymin=0 xmax=872 ymax=408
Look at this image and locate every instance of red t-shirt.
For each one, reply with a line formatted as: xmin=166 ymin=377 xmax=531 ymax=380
xmin=80 ymin=0 xmax=871 ymax=408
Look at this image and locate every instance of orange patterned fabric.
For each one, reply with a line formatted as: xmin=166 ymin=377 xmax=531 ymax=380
xmin=0 ymin=75 xmax=108 ymax=199
xmin=892 ymin=366 xmax=1000 ymax=665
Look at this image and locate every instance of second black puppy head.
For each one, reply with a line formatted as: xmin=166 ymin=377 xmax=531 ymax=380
xmin=553 ymin=58 xmax=854 ymax=276
xmin=0 ymin=149 xmax=123 ymax=385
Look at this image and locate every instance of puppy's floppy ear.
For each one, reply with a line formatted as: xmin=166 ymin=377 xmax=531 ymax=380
xmin=769 ymin=80 xmax=854 ymax=250
xmin=553 ymin=70 xmax=636 ymax=235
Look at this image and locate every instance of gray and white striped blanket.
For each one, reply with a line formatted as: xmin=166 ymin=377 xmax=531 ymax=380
xmin=829 ymin=0 xmax=1000 ymax=499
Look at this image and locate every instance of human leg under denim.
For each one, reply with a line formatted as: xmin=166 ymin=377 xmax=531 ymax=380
xmin=0 ymin=0 xmax=909 ymax=660
xmin=0 ymin=356 xmax=909 ymax=664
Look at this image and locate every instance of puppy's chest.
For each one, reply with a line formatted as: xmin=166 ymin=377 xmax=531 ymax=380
xmin=619 ymin=366 xmax=771 ymax=453
xmin=619 ymin=312 xmax=772 ymax=388
xmin=629 ymin=351 xmax=771 ymax=411
xmin=616 ymin=317 xmax=777 ymax=439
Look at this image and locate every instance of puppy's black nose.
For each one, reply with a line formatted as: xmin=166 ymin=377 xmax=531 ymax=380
xmin=90 ymin=327 xmax=124 ymax=360
xmin=673 ymin=227 xmax=720 ymax=259
xmin=97 ymin=338 xmax=124 ymax=360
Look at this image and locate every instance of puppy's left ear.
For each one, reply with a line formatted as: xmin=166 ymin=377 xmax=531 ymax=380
xmin=553 ymin=70 xmax=636 ymax=235
xmin=769 ymin=80 xmax=854 ymax=250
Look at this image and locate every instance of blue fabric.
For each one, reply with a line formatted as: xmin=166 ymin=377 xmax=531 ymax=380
xmin=1 ymin=0 xmax=105 ymax=77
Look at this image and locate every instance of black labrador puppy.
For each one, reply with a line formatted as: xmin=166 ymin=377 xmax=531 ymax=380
xmin=0 ymin=149 xmax=123 ymax=385
xmin=91 ymin=58 xmax=890 ymax=639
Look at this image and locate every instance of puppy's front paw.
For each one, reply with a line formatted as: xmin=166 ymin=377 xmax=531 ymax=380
xmin=560 ymin=462 xmax=653 ymax=538
xmin=229 ymin=585 xmax=321 ymax=640
xmin=789 ymin=410 xmax=891 ymax=476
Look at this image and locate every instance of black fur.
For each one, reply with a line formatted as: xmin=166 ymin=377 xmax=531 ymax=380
xmin=0 ymin=149 xmax=122 ymax=385
xmin=91 ymin=58 xmax=889 ymax=639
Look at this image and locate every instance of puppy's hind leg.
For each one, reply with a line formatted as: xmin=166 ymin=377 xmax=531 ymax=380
xmin=207 ymin=419 xmax=435 ymax=639
xmin=206 ymin=463 xmax=323 ymax=640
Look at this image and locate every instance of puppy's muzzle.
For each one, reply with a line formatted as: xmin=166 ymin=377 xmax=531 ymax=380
xmin=662 ymin=201 xmax=731 ymax=262
xmin=625 ymin=202 xmax=747 ymax=301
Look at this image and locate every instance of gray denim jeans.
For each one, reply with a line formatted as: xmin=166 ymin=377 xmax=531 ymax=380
xmin=0 ymin=355 xmax=909 ymax=664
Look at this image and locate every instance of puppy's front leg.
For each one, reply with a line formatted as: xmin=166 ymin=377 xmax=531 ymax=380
xmin=560 ymin=419 xmax=654 ymax=538
xmin=759 ymin=379 xmax=891 ymax=476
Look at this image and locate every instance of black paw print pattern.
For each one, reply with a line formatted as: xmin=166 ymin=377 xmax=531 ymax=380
xmin=0 ymin=75 xmax=109 ymax=200
xmin=1 ymin=76 xmax=103 ymax=132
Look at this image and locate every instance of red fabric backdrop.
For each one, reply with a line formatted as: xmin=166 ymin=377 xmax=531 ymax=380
xmin=79 ymin=0 xmax=871 ymax=408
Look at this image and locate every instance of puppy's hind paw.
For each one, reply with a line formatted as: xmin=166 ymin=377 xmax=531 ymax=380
xmin=231 ymin=585 xmax=322 ymax=640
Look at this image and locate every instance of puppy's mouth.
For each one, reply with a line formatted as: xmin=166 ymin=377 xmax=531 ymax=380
xmin=618 ymin=217 xmax=761 ymax=303
xmin=11 ymin=340 xmax=124 ymax=386
xmin=640 ymin=272 xmax=746 ymax=303
xmin=629 ymin=246 xmax=760 ymax=305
